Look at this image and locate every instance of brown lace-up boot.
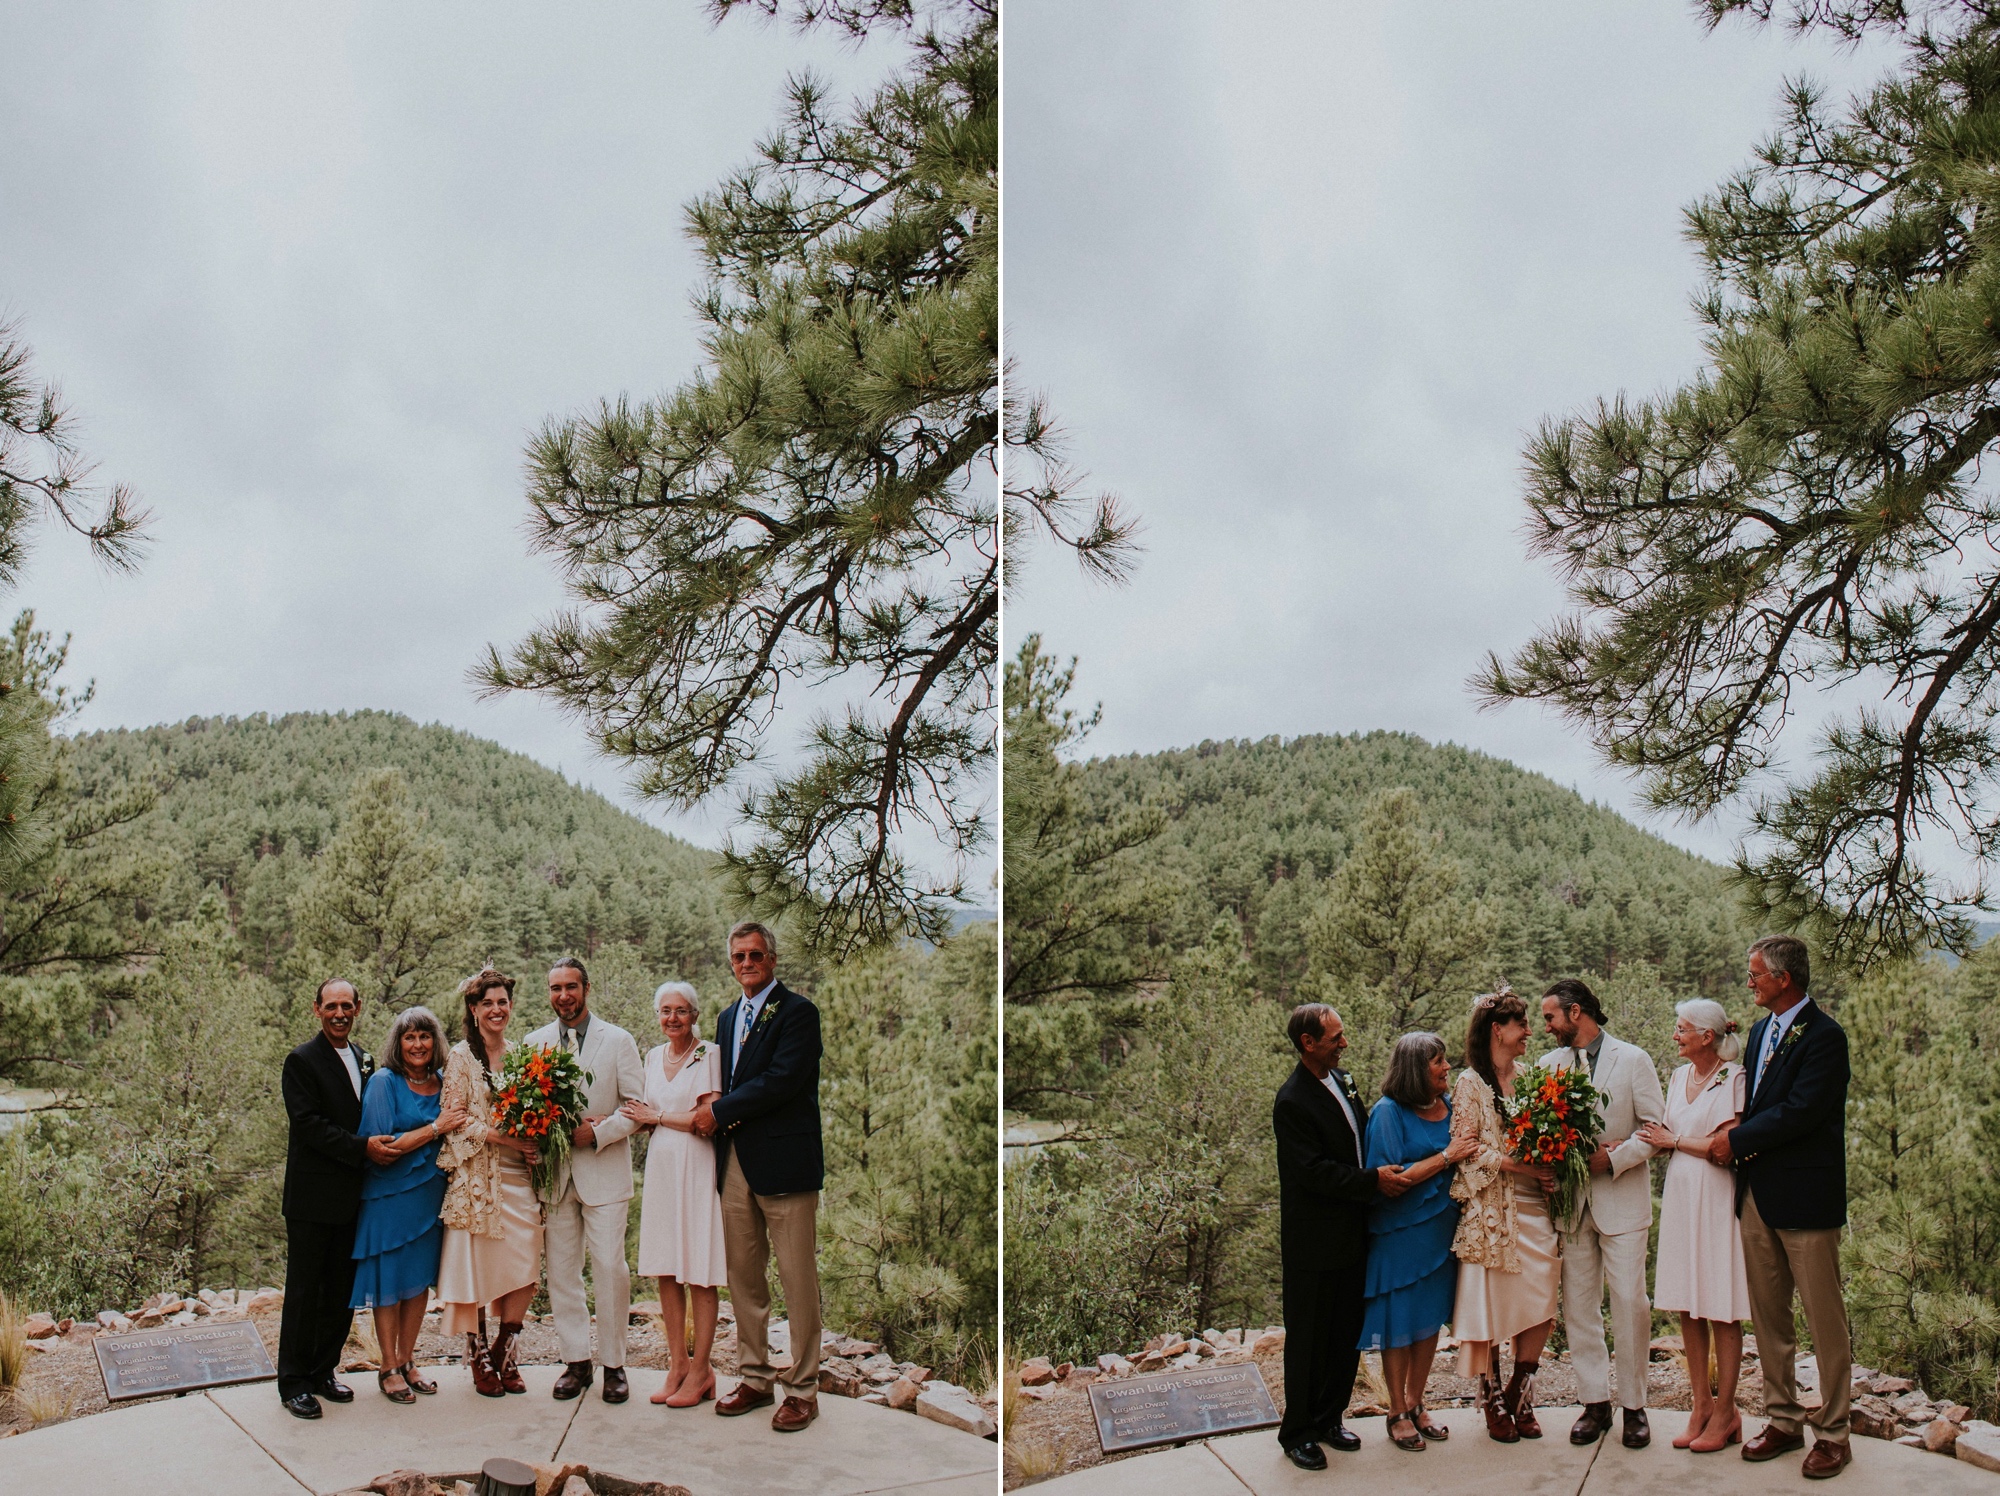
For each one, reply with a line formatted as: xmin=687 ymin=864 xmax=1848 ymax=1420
xmin=1480 ymin=1370 xmax=1519 ymax=1442
xmin=468 ymin=1329 xmax=505 ymax=1398
xmin=1504 ymin=1362 xmax=1541 ymax=1439
xmin=492 ymin=1321 xmax=527 ymax=1394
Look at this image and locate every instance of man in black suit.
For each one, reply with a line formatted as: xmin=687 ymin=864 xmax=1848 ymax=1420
xmin=1710 ymin=935 xmax=1853 ymax=1480
xmin=692 ymin=920 xmax=825 ymax=1434
xmin=1272 ymin=1003 xmax=1409 ymax=1470
xmin=276 ymin=978 xmax=394 ymax=1420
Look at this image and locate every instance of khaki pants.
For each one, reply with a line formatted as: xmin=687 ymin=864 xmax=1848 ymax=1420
xmin=544 ymin=1181 xmax=632 ymax=1368
xmin=721 ymin=1164 xmax=821 ymax=1399
xmin=1740 ymin=1189 xmax=1851 ymax=1442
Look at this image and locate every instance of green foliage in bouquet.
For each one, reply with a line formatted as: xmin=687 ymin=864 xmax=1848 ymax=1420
xmin=1506 ymin=1064 xmax=1602 ymax=1228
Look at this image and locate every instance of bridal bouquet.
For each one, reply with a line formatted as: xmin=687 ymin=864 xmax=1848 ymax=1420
xmin=1506 ymin=1064 xmax=1602 ymax=1227
xmin=493 ymin=1045 xmax=593 ymax=1195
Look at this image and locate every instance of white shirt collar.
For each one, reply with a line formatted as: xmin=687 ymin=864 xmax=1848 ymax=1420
xmin=1765 ymin=996 xmax=1808 ymax=1047
xmin=1318 ymin=1070 xmax=1363 ymax=1163
xmin=742 ymin=978 xmax=778 ymax=1013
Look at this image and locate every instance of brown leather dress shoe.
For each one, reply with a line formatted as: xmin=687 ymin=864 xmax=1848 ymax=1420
xmin=1569 ymin=1401 xmax=1612 ymax=1445
xmin=715 ymin=1383 xmax=776 ymax=1417
xmin=1743 ymin=1423 xmax=1807 ymax=1462
xmin=552 ymin=1360 xmax=594 ymax=1400
xmin=1622 ymin=1408 xmax=1651 ymax=1449
xmin=602 ymin=1366 xmax=629 ymax=1404
xmin=772 ymin=1395 xmax=819 ymax=1432
xmin=1802 ymin=1439 xmax=1853 ymax=1479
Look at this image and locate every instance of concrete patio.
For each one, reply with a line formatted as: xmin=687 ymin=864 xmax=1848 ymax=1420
xmin=1022 ymin=1404 xmax=1998 ymax=1494
xmin=0 ymin=1365 xmax=997 ymax=1496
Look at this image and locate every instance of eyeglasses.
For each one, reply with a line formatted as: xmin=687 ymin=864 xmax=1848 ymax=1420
xmin=730 ymin=951 xmax=772 ymax=964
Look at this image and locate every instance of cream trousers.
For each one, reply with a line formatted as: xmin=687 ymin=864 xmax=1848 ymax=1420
xmin=543 ymin=1178 xmax=632 ymax=1368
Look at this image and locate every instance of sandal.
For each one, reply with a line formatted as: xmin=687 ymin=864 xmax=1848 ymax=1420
xmin=1414 ymin=1408 xmax=1449 ymax=1441
xmin=378 ymin=1368 xmax=415 ymax=1405
xmin=1388 ymin=1412 xmax=1427 ymax=1452
xmin=401 ymin=1363 xmax=437 ymax=1396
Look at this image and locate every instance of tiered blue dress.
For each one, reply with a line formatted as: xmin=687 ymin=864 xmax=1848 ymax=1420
xmin=349 ymin=1070 xmax=447 ymax=1309
xmin=1358 ymin=1095 xmax=1461 ymax=1351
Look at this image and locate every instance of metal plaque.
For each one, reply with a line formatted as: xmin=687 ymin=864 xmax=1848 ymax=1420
xmin=93 ymin=1320 xmax=276 ymax=1402
xmin=1087 ymin=1361 xmax=1280 ymax=1453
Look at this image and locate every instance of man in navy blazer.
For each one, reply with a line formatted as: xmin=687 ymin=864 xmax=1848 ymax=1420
xmin=692 ymin=919 xmax=825 ymax=1433
xmin=1711 ymin=935 xmax=1853 ymax=1480
xmin=1271 ymin=1003 xmax=1409 ymax=1469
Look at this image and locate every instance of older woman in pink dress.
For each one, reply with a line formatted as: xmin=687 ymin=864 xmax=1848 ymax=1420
xmin=621 ymin=981 xmax=728 ymax=1408
xmin=1637 ymin=999 xmax=1750 ymax=1454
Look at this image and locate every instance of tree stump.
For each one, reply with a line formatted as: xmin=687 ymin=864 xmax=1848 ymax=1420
xmin=475 ymin=1458 xmax=538 ymax=1496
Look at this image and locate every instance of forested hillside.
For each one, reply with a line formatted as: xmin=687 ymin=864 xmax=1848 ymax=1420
xmin=1077 ymin=731 xmax=1749 ymax=1005
xmin=67 ymin=711 xmax=731 ymax=996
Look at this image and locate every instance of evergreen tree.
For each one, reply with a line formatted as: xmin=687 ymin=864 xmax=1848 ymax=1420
xmin=288 ymin=768 xmax=483 ymax=1015
xmin=0 ymin=319 xmax=147 ymax=579
xmin=1479 ymin=0 xmax=2000 ymax=967
xmin=480 ymin=0 xmax=998 ymax=957
xmin=1001 ymin=636 xmax=1178 ymax=1117
xmin=1304 ymin=787 xmax=1496 ymax=1085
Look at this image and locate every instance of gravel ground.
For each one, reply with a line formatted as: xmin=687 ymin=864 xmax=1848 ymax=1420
xmin=1004 ymin=1344 xmax=1766 ymax=1488
xmin=0 ymin=1306 xmax=741 ymax=1439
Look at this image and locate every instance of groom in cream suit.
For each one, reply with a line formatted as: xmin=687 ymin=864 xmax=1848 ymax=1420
xmin=1539 ymin=978 xmax=1665 ymax=1450
xmin=529 ymin=957 xmax=647 ymax=1403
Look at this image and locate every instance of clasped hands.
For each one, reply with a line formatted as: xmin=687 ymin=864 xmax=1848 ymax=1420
xmin=365 ymin=1099 xmax=468 ymax=1165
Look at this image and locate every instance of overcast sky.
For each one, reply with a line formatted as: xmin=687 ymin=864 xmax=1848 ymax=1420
xmin=1004 ymin=1 xmax=1898 ymax=862
xmin=0 ymin=2 xmax=905 ymax=855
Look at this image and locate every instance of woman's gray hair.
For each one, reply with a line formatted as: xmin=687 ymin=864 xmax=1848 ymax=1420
xmin=1381 ymin=1031 xmax=1449 ymax=1109
xmin=654 ymin=981 xmax=701 ymax=1024
xmin=1675 ymin=998 xmax=1743 ymax=1064
xmin=383 ymin=1005 xmax=448 ymax=1079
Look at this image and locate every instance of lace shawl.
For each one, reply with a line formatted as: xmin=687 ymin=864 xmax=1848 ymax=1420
xmin=1447 ymin=1068 xmax=1521 ymax=1272
xmin=438 ymin=1040 xmax=509 ymax=1239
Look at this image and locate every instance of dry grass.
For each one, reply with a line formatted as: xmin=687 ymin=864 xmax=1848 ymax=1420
xmin=1001 ymin=1348 xmax=1063 ymax=1487
xmin=0 ymin=1290 xmax=25 ymax=1398
xmin=15 ymin=1378 xmax=76 ymax=1426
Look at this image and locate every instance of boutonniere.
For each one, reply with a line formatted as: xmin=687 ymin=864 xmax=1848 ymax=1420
xmin=751 ymin=995 xmax=781 ymax=1034
xmin=1776 ymin=1018 xmax=1810 ymax=1057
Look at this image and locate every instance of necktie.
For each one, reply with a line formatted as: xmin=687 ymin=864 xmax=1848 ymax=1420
xmin=737 ymin=999 xmax=753 ymax=1055
xmin=1758 ymin=1020 xmax=1779 ymax=1086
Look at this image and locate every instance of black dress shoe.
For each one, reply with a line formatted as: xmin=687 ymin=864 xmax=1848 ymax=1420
xmin=313 ymin=1377 xmax=354 ymax=1404
xmin=282 ymin=1392 xmax=323 ymax=1420
xmin=1323 ymin=1423 xmax=1361 ymax=1452
xmin=553 ymin=1360 xmax=594 ymax=1400
xmin=602 ymin=1366 xmax=629 ymax=1403
xmin=1283 ymin=1442 xmax=1328 ymax=1470
xmin=1622 ymin=1407 xmax=1651 ymax=1449
xmin=1571 ymin=1401 xmax=1613 ymax=1444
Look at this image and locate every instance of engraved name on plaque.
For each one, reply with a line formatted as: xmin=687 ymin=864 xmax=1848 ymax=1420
xmin=1086 ymin=1362 xmax=1281 ymax=1454
xmin=93 ymin=1320 xmax=276 ymax=1402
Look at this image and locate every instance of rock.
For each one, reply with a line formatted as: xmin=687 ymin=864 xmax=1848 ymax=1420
xmin=818 ymin=1363 xmax=865 ymax=1398
xmin=25 ymin=1336 xmax=57 ymax=1353
xmin=529 ymin=1464 xmax=590 ymax=1496
xmin=22 ymin=1312 xmax=55 ymax=1338
xmin=1019 ymin=1357 xmax=1055 ymax=1386
xmin=189 ymin=1300 xmax=211 ymax=1316
xmin=1192 ymin=1339 xmax=1215 ymax=1358
xmin=1212 ymin=1349 xmax=1253 ymax=1365
xmin=366 ymin=1472 xmax=433 ymax=1496
xmin=905 ymin=1365 xmax=932 ymax=1383
xmin=56 ymin=1317 xmax=72 ymax=1334
xmin=96 ymin=1310 xmax=132 ymax=1333
xmin=1053 ymin=1363 xmax=1073 ymax=1381
xmin=886 ymin=1376 xmax=922 ymax=1410
xmin=1851 ymin=1396 xmax=1900 ymax=1440
xmin=169 ymin=1309 xmax=199 ymax=1326
xmin=1958 ymin=1422 xmax=2000 ymax=1472
xmin=1223 ymin=1329 xmax=1244 ymax=1348
xmin=1925 ymin=1418 xmax=1965 ymax=1454
xmin=1134 ymin=1352 xmax=1167 ymax=1372
xmin=1156 ymin=1337 xmax=1189 ymax=1358
xmin=1252 ymin=1330 xmax=1285 ymax=1354
xmin=1867 ymin=1374 xmax=1915 ymax=1395
xmin=1892 ymin=1390 xmax=1935 ymax=1418
xmin=1172 ymin=1352 xmax=1202 ymax=1369
xmin=1142 ymin=1332 xmax=1170 ymax=1355
xmin=835 ymin=1337 xmax=880 ymax=1357
xmin=61 ymin=1323 xmax=97 ymax=1345
xmin=559 ymin=1479 xmax=592 ymax=1496
xmin=1944 ymin=1404 xmax=1974 ymax=1424
xmin=862 ymin=1391 xmax=889 ymax=1405
xmin=1350 ymin=1400 xmax=1390 ymax=1418
xmin=1019 ymin=1385 xmax=1056 ymax=1401
xmin=245 ymin=1290 xmax=284 ymax=1315
xmin=915 ymin=1382 xmax=998 ymax=1437
xmin=859 ymin=1352 xmax=896 ymax=1375
xmin=628 ymin=1299 xmax=662 ymax=1323
xmin=1649 ymin=1335 xmax=1683 ymax=1362
xmin=1898 ymin=1433 xmax=1929 ymax=1447
xmin=133 ymin=1309 xmax=167 ymax=1328
xmin=1097 ymin=1353 xmax=1133 ymax=1377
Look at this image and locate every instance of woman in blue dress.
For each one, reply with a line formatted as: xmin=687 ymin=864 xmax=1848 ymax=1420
xmin=351 ymin=1005 xmax=465 ymax=1404
xmin=1360 ymin=1031 xmax=1478 ymax=1452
